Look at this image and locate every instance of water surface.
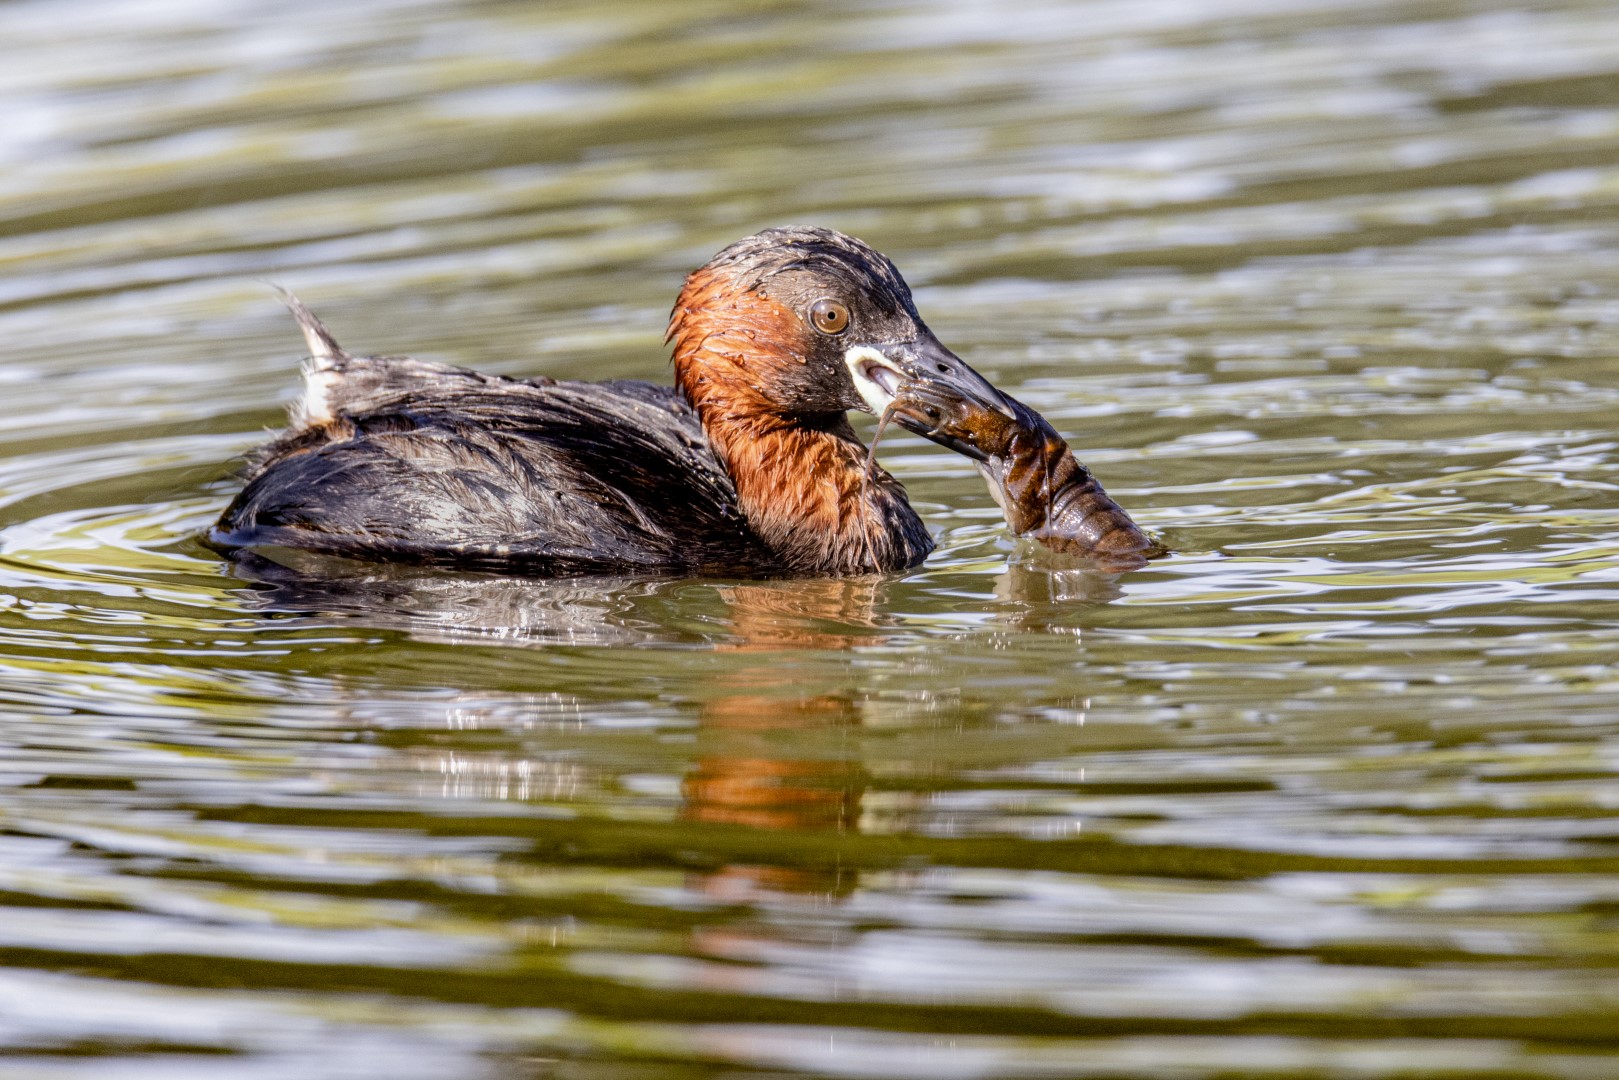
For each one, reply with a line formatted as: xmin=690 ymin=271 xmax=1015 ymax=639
xmin=2 ymin=0 xmax=1618 ymax=1076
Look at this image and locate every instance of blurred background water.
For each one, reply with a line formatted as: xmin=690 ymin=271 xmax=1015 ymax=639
xmin=2 ymin=0 xmax=1618 ymax=1076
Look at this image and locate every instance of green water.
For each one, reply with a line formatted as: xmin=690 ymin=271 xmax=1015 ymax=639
xmin=2 ymin=0 xmax=1618 ymax=1076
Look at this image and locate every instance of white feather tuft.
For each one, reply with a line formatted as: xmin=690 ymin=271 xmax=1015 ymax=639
xmin=270 ymin=286 xmax=349 ymax=427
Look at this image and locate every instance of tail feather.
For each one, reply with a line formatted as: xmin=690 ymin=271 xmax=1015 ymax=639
xmin=273 ymin=286 xmax=348 ymax=364
xmin=271 ymin=286 xmax=349 ymax=427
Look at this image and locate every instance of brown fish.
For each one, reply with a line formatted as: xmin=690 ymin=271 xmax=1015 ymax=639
xmin=878 ymin=380 xmax=1161 ymax=572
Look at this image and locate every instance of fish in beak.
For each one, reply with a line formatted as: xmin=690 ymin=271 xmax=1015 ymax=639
xmin=843 ymin=332 xmax=1161 ymax=571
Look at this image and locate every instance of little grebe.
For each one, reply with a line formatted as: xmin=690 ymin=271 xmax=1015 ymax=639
xmin=212 ymin=226 xmax=1015 ymax=577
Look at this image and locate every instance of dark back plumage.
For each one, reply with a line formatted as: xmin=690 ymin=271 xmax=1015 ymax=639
xmin=216 ymin=357 xmax=776 ymax=576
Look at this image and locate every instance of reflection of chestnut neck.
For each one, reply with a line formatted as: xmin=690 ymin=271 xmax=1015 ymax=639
xmin=667 ymin=273 xmax=929 ymax=574
xmin=682 ymin=691 xmax=866 ymax=899
xmin=679 ymin=580 xmax=883 ymax=899
xmin=683 ymin=692 xmax=862 ymax=832
xmin=719 ymin=578 xmax=884 ymax=651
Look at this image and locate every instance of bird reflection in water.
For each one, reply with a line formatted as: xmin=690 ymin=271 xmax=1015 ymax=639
xmin=226 ymin=556 xmax=1117 ymax=900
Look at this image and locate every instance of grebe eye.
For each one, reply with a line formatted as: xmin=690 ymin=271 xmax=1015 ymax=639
xmin=809 ymin=299 xmax=849 ymax=335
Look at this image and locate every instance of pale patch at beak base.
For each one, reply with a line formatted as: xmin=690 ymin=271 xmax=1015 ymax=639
xmin=844 ymin=345 xmax=906 ymax=414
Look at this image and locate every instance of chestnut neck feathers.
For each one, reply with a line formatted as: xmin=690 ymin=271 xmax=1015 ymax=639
xmin=667 ymin=228 xmax=933 ymax=574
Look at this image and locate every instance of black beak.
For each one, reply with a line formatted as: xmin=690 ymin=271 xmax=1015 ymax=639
xmin=866 ymin=332 xmax=1016 ymax=462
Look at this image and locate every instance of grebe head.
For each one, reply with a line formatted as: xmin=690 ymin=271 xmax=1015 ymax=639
xmin=668 ymin=226 xmax=1010 ymax=433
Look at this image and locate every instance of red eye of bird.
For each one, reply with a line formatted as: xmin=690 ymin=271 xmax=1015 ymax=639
xmin=809 ymin=299 xmax=850 ymax=335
